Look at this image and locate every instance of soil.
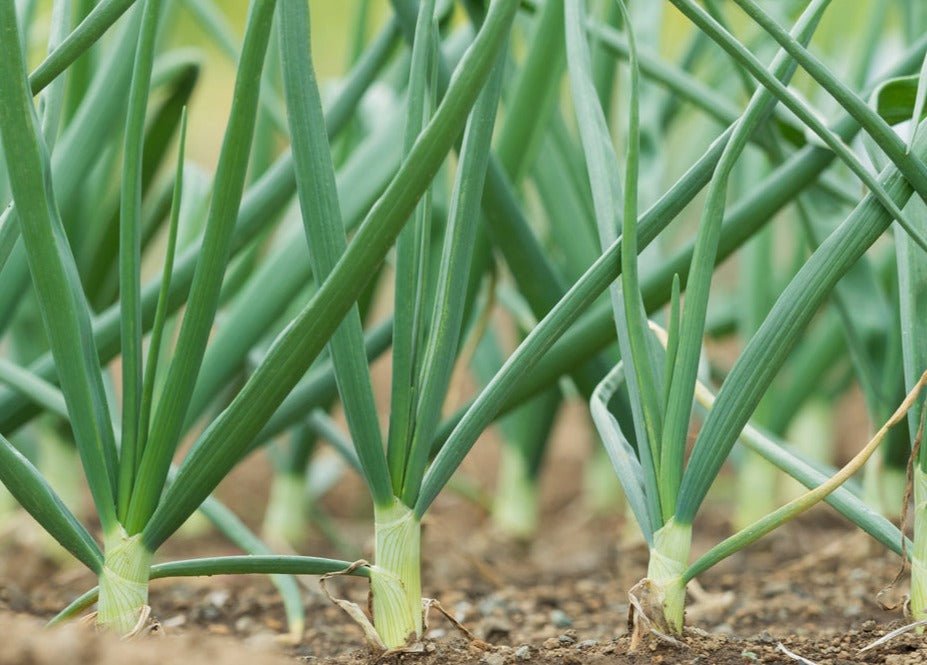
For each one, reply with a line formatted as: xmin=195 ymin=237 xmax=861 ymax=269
xmin=1 ymin=402 xmax=925 ymax=664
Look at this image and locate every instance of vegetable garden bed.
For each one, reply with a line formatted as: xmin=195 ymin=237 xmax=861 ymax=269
xmin=1 ymin=454 xmax=923 ymax=664
xmin=3 ymin=0 xmax=927 ymax=663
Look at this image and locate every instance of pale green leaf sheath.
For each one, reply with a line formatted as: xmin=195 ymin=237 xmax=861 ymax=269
xmin=278 ymin=0 xmax=411 ymax=646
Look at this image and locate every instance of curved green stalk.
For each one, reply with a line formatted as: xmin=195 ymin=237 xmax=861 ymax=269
xmin=49 ymin=554 xmax=370 ymax=626
xmin=0 ymin=358 xmax=67 ymax=417
xmin=28 ymin=0 xmax=137 ymax=94
xmin=191 ymin=487 xmax=307 ymax=639
xmin=677 ymin=120 xmax=927 ymax=524
xmin=0 ymin=434 xmax=102 ymax=573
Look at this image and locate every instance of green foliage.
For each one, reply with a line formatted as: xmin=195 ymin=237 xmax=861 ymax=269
xmin=2 ymin=0 xmax=926 ymax=647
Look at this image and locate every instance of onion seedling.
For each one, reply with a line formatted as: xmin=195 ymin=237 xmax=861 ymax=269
xmin=0 ymin=0 xmax=519 ymax=643
xmin=880 ymin=42 xmax=927 ymax=621
xmin=567 ymin=0 xmax=925 ymax=635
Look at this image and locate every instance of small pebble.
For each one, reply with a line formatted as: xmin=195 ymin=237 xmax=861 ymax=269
xmin=234 ymin=616 xmax=256 ymax=633
xmin=479 ymin=596 xmax=508 ymax=616
xmin=761 ymin=581 xmax=789 ymax=597
xmin=481 ymin=652 xmax=506 ymax=665
xmin=843 ymin=604 xmax=862 ymax=617
xmin=575 ymin=639 xmax=598 ymax=650
xmin=558 ymin=633 xmax=576 ymax=646
xmin=195 ymin=605 xmax=221 ymax=622
xmin=455 ymin=601 xmax=473 ymax=621
xmin=206 ymin=590 xmax=230 ymax=608
xmin=549 ymin=609 xmax=572 ymax=628
xmin=514 ymin=645 xmax=531 ymax=661
xmin=162 ymin=615 xmax=186 ymax=629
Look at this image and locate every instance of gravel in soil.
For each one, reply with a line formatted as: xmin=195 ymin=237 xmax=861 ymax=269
xmin=1 ymin=401 xmax=923 ymax=663
xmin=2 ymin=507 xmax=925 ymax=664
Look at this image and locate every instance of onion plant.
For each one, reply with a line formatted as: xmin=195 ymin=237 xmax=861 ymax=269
xmin=564 ymin=0 xmax=927 ymax=635
xmin=875 ymin=39 xmax=927 ymax=620
xmin=6 ymin=0 xmax=927 ymax=654
xmin=0 ymin=0 xmax=519 ymax=647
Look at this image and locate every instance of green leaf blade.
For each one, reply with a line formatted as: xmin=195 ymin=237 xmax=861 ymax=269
xmin=278 ymin=0 xmax=392 ymax=507
xmin=0 ymin=1 xmax=119 ymax=534
xmin=127 ymin=0 xmax=279 ymax=534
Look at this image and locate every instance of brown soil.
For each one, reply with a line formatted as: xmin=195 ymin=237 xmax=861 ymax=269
xmin=1 ymin=402 xmax=924 ymax=664
xmin=2 ymin=503 xmax=924 ymax=664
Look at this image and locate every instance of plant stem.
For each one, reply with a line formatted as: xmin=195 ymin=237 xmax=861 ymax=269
xmin=262 ymin=472 xmax=307 ymax=549
xmin=492 ymin=445 xmax=539 ymax=540
xmin=646 ymin=518 xmax=691 ymax=634
xmin=863 ymin=456 xmax=906 ymax=520
xmin=912 ymin=466 xmax=927 ymax=621
xmin=372 ymin=499 xmax=422 ymax=648
xmin=780 ymin=400 xmax=833 ymax=501
xmin=97 ymin=529 xmax=152 ymax=634
xmin=733 ymin=451 xmax=779 ymax=530
xmin=582 ymin=445 xmax=625 ymax=514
